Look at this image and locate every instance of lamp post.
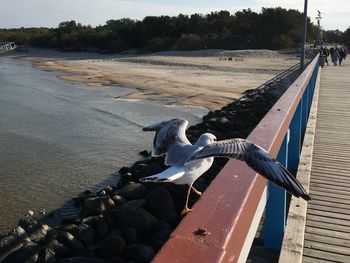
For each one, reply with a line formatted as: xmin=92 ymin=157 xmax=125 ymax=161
xmin=316 ymin=11 xmax=323 ymax=47
xmin=300 ymin=0 xmax=308 ymax=70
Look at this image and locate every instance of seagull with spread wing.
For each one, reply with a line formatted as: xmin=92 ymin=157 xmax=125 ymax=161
xmin=140 ymin=118 xmax=310 ymax=214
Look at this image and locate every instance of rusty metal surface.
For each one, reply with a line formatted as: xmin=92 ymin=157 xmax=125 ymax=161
xmin=152 ymin=55 xmax=320 ymax=263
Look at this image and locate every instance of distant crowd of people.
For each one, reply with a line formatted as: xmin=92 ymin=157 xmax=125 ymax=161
xmin=320 ymin=46 xmax=348 ymax=67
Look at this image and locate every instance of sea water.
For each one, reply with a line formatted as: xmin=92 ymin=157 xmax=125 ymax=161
xmin=0 ymin=58 xmax=207 ymax=232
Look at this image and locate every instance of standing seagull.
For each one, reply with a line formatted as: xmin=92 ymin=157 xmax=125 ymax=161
xmin=140 ymin=118 xmax=310 ymax=214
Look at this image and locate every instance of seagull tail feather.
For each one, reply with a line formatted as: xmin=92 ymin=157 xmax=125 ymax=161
xmin=139 ymin=177 xmax=170 ymax=183
xmin=139 ymin=166 xmax=185 ymax=183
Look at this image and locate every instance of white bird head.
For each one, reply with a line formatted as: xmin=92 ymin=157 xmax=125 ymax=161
xmin=195 ymin=133 xmax=217 ymax=146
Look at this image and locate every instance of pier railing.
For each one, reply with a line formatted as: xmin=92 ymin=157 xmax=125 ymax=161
xmin=0 ymin=42 xmax=16 ymax=53
xmin=152 ymin=54 xmax=320 ymax=262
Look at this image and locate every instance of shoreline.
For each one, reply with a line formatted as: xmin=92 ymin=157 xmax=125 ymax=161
xmin=0 ymin=60 xmax=302 ymax=262
xmin=9 ymin=48 xmax=299 ymax=110
xmin=0 ymin=57 xmax=207 ymax=234
xmin=0 ymin=48 xmax=302 ymax=262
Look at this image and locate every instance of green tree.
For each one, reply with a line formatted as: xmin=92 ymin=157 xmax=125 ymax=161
xmin=0 ymin=7 xmax=324 ymax=52
xmin=323 ymin=29 xmax=344 ymax=44
xmin=343 ymin=27 xmax=350 ymax=44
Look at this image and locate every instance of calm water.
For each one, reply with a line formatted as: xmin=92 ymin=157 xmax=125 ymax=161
xmin=0 ymin=58 xmax=206 ymax=232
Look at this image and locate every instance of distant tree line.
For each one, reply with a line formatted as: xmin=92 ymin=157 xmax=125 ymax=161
xmin=322 ymin=29 xmax=350 ymax=45
xmin=0 ymin=7 xmax=347 ymax=53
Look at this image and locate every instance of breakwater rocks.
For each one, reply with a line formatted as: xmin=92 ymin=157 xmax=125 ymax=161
xmin=0 ymin=66 xmax=300 ymax=263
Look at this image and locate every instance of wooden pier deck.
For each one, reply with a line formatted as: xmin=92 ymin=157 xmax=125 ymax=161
xmin=301 ymin=62 xmax=350 ymax=262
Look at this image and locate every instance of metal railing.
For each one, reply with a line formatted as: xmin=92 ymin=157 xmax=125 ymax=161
xmin=264 ymin=54 xmax=319 ymax=251
xmin=151 ymin=54 xmax=320 ymax=262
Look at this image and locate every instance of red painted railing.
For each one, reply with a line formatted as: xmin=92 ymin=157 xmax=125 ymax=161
xmin=152 ymin=54 xmax=320 ymax=262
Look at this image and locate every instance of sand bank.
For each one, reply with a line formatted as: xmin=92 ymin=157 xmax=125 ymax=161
xmin=13 ymin=49 xmax=299 ymax=110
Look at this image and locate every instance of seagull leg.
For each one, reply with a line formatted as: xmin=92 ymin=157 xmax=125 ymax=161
xmin=181 ymin=184 xmax=194 ymax=215
xmin=191 ymin=186 xmax=202 ymax=196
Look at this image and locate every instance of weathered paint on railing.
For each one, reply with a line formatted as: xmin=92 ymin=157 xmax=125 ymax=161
xmin=152 ymin=54 xmax=320 ymax=262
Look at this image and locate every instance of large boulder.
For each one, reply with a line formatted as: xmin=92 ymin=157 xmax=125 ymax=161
xmin=121 ymin=227 xmax=137 ymax=245
xmin=116 ymin=182 xmax=148 ymax=200
xmin=145 ymin=186 xmax=179 ymax=226
xmin=73 ymin=224 xmax=95 ymax=247
xmin=28 ymin=223 xmax=51 ymax=243
xmin=56 ymin=231 xmax=84 ymax=251
xmin=79 ymin=197 xmax=106 ymax=219
xmin=96 ymin=231 xmax=126 ymax=259
xmin=0 ymin=226 xmax=28 ymax=261
xmin=2 ymin=239 xmax=40 ymax=263
xmin=95 ymin=217 xmax=109 ymax=241
xmin=112 ymin=206 xmax=157 ymax=237
xmin=37 ymin=247 xmax=56 ymax=263
xmin=46 ymin=239 xmax=71 ymax=258
xmin=145 ymin=187 xmax=176 ymax=215
xmin=17 ymin=215 xmax=37 ymax=232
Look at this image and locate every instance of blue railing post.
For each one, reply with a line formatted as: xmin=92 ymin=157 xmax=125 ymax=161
xmin=264 ymin=133 xmax=288 ymax=251
xmin=301 ymin=64 xmax=319 ymax=137
xmin=307 ymin=82 xmax=313 ymax=116
xmin=264 ymin=59 xmax=320 ymax=252
xmin=309 ymin=66 xmax=318 ymax=103
xmin=288 ymin=102 xmax=302 ymax=173
xmin=263 ymin=57 xmax=320 ymax=252
xmin=301 ymin=87 xmax=309 ymax=136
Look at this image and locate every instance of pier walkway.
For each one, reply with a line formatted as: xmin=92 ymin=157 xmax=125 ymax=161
xmin=302 ymin=63 xmax=350 ymax=262
xmin=280 ymin=61 xmax=350 ymax=263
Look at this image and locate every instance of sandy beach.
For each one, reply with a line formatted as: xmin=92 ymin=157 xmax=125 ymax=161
xmin=13 ymin=49 xmax=299 ymax=110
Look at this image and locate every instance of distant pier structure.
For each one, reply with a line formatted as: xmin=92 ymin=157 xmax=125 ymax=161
xmin=0 ymin=42 xmax=16 ymax=54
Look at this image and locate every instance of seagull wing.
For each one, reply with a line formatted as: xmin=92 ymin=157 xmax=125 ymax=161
xmin=143 ymin=118 xmax=191 ymax=157
xmin=187 ymin=138 xmax=310 ymax=201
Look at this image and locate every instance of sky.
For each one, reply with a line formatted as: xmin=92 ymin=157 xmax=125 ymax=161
xmin=1 ymin=0 xmax=349 ymax=31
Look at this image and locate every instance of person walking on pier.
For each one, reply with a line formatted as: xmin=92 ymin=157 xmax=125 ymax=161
xmin=320 ymin=47 xmax=329 ymax=67
xmin=331 ymin=48 xmax=341 ymax=66
xmin=339 ymin=48 xmax=346 ymax=65
xmin=323 ymin=47 xmax=330 ymax=66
